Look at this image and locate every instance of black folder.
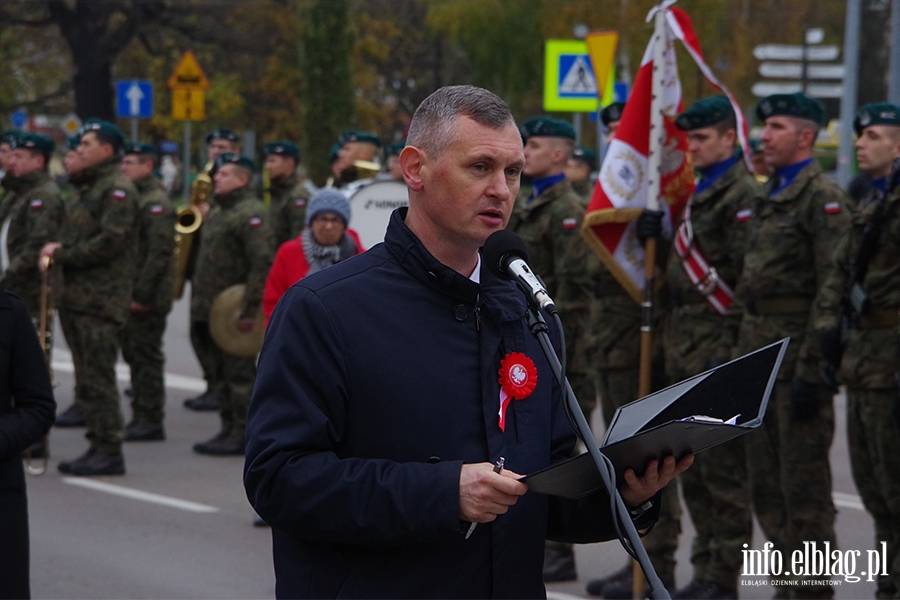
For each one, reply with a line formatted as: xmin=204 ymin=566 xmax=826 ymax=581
xmin=522 ymin=339 xmax=789 ymax=499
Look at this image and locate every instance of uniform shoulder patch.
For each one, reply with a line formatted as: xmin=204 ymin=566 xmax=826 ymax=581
xmin=150 ymin=204 xmax=164 ymax=215
xmin=29 ymin=199 xmax=43 ymax=210
xmin=736 ymin=208 xmax=752 ymax=222
xmin=113 ymin=189 xmax=127 ymax=201
xmin=248 ymin=216 xmax=262 ymax=227
xmin=562 ymin=217 xmax=578 ymax=229
xmin=824 ymin=201 xmax=842 ymax=215
xmin=294 ymin=199 xmax=306 ymax=208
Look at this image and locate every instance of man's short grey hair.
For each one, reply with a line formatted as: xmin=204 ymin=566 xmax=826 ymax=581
xmin=787 ymin=116 xmax=821 ymax=143
xmin=406 ymin=85 xmax=516 ymax=158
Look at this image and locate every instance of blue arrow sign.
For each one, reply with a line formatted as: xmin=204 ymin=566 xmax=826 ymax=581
xmin=116 ymin=80 xmax=154 ymax=118
xmin=10 ymin=109 xmax=27 ymax=129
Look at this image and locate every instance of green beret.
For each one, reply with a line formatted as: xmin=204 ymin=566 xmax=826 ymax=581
xmin=675 ymin=95 xmax=734 ymax=131
xmin=66 ymin=135 xmax=81 ymax=151
xmin=339 ymin=129 xmax=381 ymax=147
xmin=81 ymin=119 xmax=125 ymax=148
xmin=0 ymin=130 xmax=22 ymax=146
xmin=217 ymin=152 xmax=255 ymax=173
xmin=519 ymin=116 xmax=576 ymax=141
xmin=205 ymin=128 xmax=240 ymax=144
xmin=124 ymin=142 xmax=158 ymax=156
xmin=262 ymin=140 xmax=300 ymax=159
xmin=854 ymin=102 xmax=900 ymax=135
xmin=385 ymin=140 xmax=406 ymax=157
xmin=329 ymin=143 xmax=342 ymax=164
xmin=572 ymin=146 xmax=598 ymax=170
xmin=755 ymin=93 xmax=824 ymax=125
xmin=600 ymin=102 xmax=626 ymax=126
xmin=13 ymin=132 xmax=55 ymax=155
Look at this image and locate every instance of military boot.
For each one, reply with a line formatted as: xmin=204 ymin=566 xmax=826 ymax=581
xmin=124 ymin=420 xmax=166 ymax=441
xmin=586 ymin=563 xmax=632 ymax=596
xmin=55 ymin=403 xmax=86 ymax=427
xmin=58 ymin=449 xmax=125 ymax=476
xmin=193 ymin=431 xmax=244 ymax=455
xmin=183 ymin=388 xmax=220 ymax=411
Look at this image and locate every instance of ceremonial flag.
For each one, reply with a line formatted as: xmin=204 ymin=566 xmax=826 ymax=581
xmin=582 ymin=3 xmax=745 ymax=304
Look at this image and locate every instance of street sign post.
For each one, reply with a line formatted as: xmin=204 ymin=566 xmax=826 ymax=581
xmin=168 ymin=51 xmax=211 ymax=201
xmin=117 ymin=80 xmax=153 ymax=142
xmin=10 ymin=109 xmax=27 ymax=129
xmin=544 ymin=39 xmax=615 ymax=112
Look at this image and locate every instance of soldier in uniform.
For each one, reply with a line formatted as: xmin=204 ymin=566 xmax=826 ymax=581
xmin=506 ymin=116 xmax=599 ymax=583
xmin=664 ymin=97 xmax=762 ymax=600
xmin=0 ymin=133 xmax=65 ymax=319
xmin=190 ymin=154 xmax=274 ymax=455
xmin=183 ymin=128 xmax=242 ymax=412
xmin=1 ymin=131 xmax=22 ymax=207
xmin=262 ymin=140 xmax=311 ymax=250
xmin=119 ymin=143 xmax=176 ymax=442
xmin=735 ymin=92 xmax=850 ymax=598
xmin=329 ymin=130 xmax=381 ymax=188
xmin=40 ymin=120 xmax=139 ymax=476
xmin=564 ymin=146 xmax=597 ymax=201
xmin=822 ymin=103 xmax=900 ymax=599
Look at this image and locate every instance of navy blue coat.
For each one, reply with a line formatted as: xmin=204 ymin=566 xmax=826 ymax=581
xmin=245 ymin=210 xmax=623 ymax=599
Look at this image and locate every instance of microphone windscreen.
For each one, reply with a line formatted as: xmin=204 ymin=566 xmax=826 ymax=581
xmin=483 ymin=229 xmax=529 ymax=280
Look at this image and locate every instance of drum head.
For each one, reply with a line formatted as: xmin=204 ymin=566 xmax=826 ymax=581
xmin=348 ymin=181 xmax=409 ymax=248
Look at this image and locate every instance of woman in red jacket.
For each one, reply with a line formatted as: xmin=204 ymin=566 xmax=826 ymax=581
xmin=263 ymin=189 xmax=363 ymax=323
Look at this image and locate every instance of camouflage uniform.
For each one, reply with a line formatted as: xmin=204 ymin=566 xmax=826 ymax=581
xmin=569 ymin=177 xmax=593 ymax=201
xmin=268 ymin=172 xmax=311 ymax=249
xmin=54 ymin=156 xmax=139 ymax=454
xmin=663 ymin=160 xmax=761 ymax=591
xmin=190 ymin=184 xmax=274 ymax=439
xmin=0 ymin=169 xmax=65 ymax=317
xmin=735 ymin=160 xmax=850 ymax=597
xmin=828 ymin=185 xmax=900 ymax=599
xmin=120 ymin=175 xmax=175 ymax=426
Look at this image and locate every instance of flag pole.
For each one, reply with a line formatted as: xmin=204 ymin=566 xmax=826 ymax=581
xmin=634 ymin=6 xmax=668 ymax=599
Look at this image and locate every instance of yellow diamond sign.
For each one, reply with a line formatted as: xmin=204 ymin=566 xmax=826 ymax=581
xmin=168 ymin=51 xmax=210 ymax=91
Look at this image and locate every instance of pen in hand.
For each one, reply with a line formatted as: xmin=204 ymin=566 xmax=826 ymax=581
xmin=465 ymin=457 xmax=505 ymax=540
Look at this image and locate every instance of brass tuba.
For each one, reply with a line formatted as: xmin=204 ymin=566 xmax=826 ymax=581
xmin=173 ymin=161 xmax=213 ymax=299
xmin=25 ymin=255 xmax=54 ymax=475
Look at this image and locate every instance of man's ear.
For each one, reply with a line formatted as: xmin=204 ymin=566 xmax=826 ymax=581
xmin=400 ymin=145 xmax=426 ymax=191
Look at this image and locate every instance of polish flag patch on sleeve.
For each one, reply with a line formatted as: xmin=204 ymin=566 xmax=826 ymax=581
xmin=824 ymin=202 xmax=842 ymax=215
xmin=294 ymin=199 xmax=306 ymax=208
xmin=249 ymin=217 xmax=262 ymax=227
xmin=150 ymin=205 xmax=164 ymax=215
xmin=29 ymin=199 xmax=43 ymax=210
xmin=113 ymin=189 xmax=127 ymax=201
xmin=736 ymin=209 xmax=752 ymax=223
xmin=562 ymin=217 xmax=578 ymax=229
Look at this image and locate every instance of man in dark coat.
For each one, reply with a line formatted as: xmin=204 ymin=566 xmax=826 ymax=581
xmin=244 ymin=85 xmax=691 ymax=599
xmin=0 ymin=283 xmax=56 ymax=599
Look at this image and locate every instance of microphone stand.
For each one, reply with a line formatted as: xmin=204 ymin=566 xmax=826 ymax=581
xmin=524 ymin=306 xmax=671 ymax=600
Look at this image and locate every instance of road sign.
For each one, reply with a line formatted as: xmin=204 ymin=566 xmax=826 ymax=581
xmin=172 ymin=90 xmax=205 ymax=121
xmin=10 ymin=109 xmax=27 ymax=129
xmin=585 ymin=31 xmax=618 ymax=99
xmin=168 ymin=51 xmax=210 ymax=91
xmin=544 ymin=40 xmax=614 ymax=112
xmin=758 ymin=62 xmax=846 ymax=80
xmin=752 ymin=44 xmax=840 ymax=62
xmin=116 ymin=80 xmax=154 ymax=118
xmin=751 ymin=82 xmax=844 ymax=99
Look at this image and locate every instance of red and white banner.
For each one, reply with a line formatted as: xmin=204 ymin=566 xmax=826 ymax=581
xmin=582 ymin=2 xmax=746 ymax=304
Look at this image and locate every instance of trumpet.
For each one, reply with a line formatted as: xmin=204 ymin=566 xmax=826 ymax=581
xmin=173 ymin=162 xmax=213 ymax=300
xmin=25 ymin=255 xmax=53 ymax=475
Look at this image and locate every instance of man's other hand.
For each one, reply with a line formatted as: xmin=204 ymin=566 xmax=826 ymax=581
xmin=459 ymin=462 xmax=527 ymax=524
xmin=619 ymin=454 xmax=693 ymax=508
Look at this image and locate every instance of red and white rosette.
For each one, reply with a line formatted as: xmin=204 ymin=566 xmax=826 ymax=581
xmin=497 ymin=352 xmax=537 ymax=431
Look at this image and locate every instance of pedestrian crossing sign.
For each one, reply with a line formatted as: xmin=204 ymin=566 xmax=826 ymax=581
xmin=544 ymin=40 xmax=614 ymax=112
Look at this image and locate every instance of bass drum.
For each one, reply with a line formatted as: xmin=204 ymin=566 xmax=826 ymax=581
xmin=346 ymin=180 xmax=409 ymax=249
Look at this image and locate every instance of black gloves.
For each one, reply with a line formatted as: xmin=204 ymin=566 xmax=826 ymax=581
xmin=789 ymin=376 xmax=825 ymax=422
xmin=636 ymin=209 xmax=664 ymax=246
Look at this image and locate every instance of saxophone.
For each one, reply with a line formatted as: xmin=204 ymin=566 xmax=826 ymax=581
xmin=172 ymin=161 xmax=212 ymax=299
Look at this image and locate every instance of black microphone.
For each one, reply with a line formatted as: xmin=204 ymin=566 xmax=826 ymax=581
xmin=482 ymin=230 xmax=556 ymax=312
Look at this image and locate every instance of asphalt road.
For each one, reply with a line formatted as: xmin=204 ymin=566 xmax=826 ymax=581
xmin=24 ymin=291 xmax=879 ymax=599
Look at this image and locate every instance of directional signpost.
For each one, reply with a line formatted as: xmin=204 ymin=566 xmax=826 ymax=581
xmin=752 ymin=29 xmax=845 ymax=100
xmin=168 ymin=51 xmax=210 ymax=201
xmin=117 ymin=80 xmax=154 ymax=142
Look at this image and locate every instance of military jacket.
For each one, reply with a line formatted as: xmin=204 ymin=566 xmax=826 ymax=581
xmin=664 ymin=161 xmax=762 ymax=375
xmin=831 ymin=187 xmax=900 ymax=388
xmin=191 ymin=185 xmax=275 ymax=321
xmin=132 ymin=175 xmax=176 ymax=314
xmin=570 ymin=177 xmax=593 ymax=202
xmin=268 ymin=173 xmax=311 ymax=249
xmin=54 ymin=157 xmax=139 ymax=324
xmin=735 ymin=160 xmax=851 ymax=382
xmin=0 ymin=170 xmax=65 ymax=312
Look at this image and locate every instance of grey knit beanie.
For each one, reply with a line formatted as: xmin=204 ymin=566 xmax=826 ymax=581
xmin=306 ymin=188 xmax=351 ymax=226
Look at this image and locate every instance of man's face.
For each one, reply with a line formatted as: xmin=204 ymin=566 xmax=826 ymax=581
xmin=214 ymin=163 xmax=248 ymax=195
xmin=310 ymin=212 xmax=347 ymax=247
xmin=606 ymin=120 xmax=621 ymax=140
xmin=64 ymin=150 xmax=85 ymax=175
xmin=78 ymin=132 xmax=114 ymax=169
xmin=0 ymin=143 xmax=13 ymax=172
xmin=334 ymin=141 xmax=378 ymax=176
xmin=120 ymin=155 xmax=154 ymax=182
xmin=265 ymin=154 xmax=296 ymax=180
xmin=10 ymin=149 xmax=44 ymax=178
xmin=523 ymin=136 xmax=563 ymax=179
xmin=208 ymin=139 xmax=236 ymax=162
xmin=686 ymin=126 xmax=735 ymax=170
xmin=410 ymin=116 xmax=524 ymax=254
xmin=564 ymin=158 xmax=590 ymax=183
xmin=760 ymin=116 xmax=807 ymax=170
xmin=855 ymin=125 xmax=900 ymax=178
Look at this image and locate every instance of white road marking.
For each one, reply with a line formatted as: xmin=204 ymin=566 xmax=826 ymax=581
xmin=51 ymin=349 xmax=206 ymax=392
xmin=833 ymin=491 xmax=865 ymax=511
xmin=547 ymin=593 xmax=588 ymax=600
xmin=62 ymin=478 xmax=219 ymax=513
